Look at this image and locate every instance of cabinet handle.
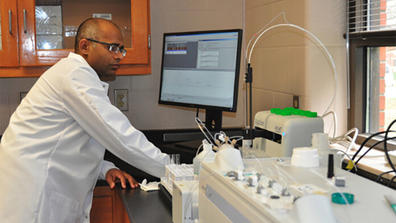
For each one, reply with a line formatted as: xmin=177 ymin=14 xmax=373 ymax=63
xmin=148 ymin=34 xmax=151 ymax=49
xmin=8 ymin=10 xmax=12 ymax=34
xmin=23 ymin=9 xmax=27 ymax=33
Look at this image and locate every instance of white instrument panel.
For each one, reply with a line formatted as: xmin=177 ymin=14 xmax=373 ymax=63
xmin=199 ymin=158 xmax=396 ymax=223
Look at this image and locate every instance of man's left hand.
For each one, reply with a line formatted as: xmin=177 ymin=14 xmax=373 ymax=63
xmin=105 ymin=168 xmax=139 ymax=189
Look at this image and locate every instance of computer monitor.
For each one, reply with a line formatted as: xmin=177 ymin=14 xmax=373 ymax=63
xmin=158 ymin=29 xmax=243 ymax=132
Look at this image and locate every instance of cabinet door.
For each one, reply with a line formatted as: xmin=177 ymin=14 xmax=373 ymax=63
xmin=18 ymin=0 xmax=149 ymax=66
xmin=0 ymin=0 xmax=18 ymax=67
xmin=91 ymin=186 xmax=130 ymax=223
xmin=91 ymin=186 xmax=114 ymax=223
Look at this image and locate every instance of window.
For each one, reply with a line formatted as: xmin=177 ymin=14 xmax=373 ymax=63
xmin=366 ymin=47 xmax=396 ymax=133
xmin=348 ymin=0 xmax=396 ymax=149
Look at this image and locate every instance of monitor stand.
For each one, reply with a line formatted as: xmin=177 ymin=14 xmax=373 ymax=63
xmin=205 ymin=109 xmax=222 ymax=133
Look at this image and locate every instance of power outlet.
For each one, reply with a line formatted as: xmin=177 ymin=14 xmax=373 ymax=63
xmin=293 ymin=95 xmax=299 ymax=108
xmin=114 ymin=89 xmax=128 ymax=111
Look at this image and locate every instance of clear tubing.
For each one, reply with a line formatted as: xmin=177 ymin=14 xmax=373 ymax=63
xmin=346 ymin=0 xmax=351 ymax=110
xmin=244 ymin=12 xmax=288 ymax=127
xmin=343 ymin=127 xmax=359 ymax=155
xmin=247 ymin=23 xmax=338 ymax=118
xmin=195 ymin=117 xmax=216 ymax=146
xmin=322 ymin=111 xmax=338 ymax=138
xmin=245 ymin=12 xmax=288 ymax=66
xmin=329 ymin=127 xmax=359 ymax=163
xmin=331 ymin=148 xmax=358 ymax=172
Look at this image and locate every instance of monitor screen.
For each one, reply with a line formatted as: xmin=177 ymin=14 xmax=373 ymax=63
xmin=158 ymin=29 xmax=243 ymax=113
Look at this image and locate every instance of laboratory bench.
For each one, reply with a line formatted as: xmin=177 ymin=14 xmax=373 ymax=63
xmin=94 ymin=128 xmax=243 ymax=223
xmin=117 ymin=187 xmax=172 ymax=223
xmin=104 ymin=128 xmax=396 ymax=190
xmin=92 ymin=181 xmax=172 ymax=223
xmin=104 ymin=128 xmax=244 ymax=182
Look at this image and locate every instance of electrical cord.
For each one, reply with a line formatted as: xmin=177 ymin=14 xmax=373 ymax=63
xmin=331 ymin=148 xmax=358 ymax=172
xmin=388 ymin=175 xmax=396 ymax=187
xmin=354 ymin=136 xmax=396 ymax=165
xmin=384 ymin=119 xmax=396 ymax=179
xmin=376 ymin=170 xmax=395 ymax=182
xmin=351 ymin=130 xmax=395 ymax=161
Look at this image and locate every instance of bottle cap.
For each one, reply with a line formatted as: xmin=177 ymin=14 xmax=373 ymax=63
xmin=270 ymin=107 xmax=317 ymax=117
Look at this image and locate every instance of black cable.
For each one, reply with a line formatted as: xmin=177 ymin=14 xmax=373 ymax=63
xmin=245 ymin=82 xmax=249 ymax=129
xmin=351 ymin=130 xmax=386 ymax=161
xmin=354 ymin=136 xmax=396 ymax=165
xmin=351 ymin=130 xmax=395 ymax=161
xmin=384 ymin=119 xmax=396 ymax=179
xmin=388 ymin=175 xmax=396 ymax=187
xmin=376 ymin=170 xmax=395 ymax=182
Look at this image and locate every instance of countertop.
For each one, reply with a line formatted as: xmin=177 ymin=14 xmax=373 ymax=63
xmin=117 ymin=187 xmax=172 ymax=223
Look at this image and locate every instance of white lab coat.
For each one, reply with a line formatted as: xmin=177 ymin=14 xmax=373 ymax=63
xmin=0 ymin=53 xmax=169 ymax=223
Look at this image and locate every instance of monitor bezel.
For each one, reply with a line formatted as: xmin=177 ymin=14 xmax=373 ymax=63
xmin=158 ymin=29 xmax=243 ymax=113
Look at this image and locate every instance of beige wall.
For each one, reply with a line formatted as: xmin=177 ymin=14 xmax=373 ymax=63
xmin=246 ymin=0 xmax=306 ymax=115
xmin=245 ymin=0 xmax=347 ymax=136
xmin=0 ymin=0 xmax=347 ymax=136
xmin=305 ymin=0 xmax=347 ymax=137
xmin=0 ymin=78 xmax=38 ymax=133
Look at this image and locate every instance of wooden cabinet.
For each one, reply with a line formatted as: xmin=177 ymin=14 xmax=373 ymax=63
xmin=0 ymin=0 xmax=18 ymax=67
xmin=0 ymin=0 xmax=150 ymax=77
xmin=90 ymin=186 xmax=130 ymax=223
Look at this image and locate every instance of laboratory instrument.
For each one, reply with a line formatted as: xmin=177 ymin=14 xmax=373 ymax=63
xmin=198 ymin=158 xmax=396 ymax=223
xmin=253 ymin=109 xmax=324 ymax=157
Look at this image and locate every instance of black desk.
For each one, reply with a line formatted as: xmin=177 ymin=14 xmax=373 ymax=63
xmin=118 ymin=188 xmax=172 ymax=223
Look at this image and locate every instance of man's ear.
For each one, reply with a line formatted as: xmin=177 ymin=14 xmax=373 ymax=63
xmin=79 ymin=39 xmax=90 ymax=55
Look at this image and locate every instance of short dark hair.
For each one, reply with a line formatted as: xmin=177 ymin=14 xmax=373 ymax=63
xmin=74 ymin=18 xmax=121 ymax=53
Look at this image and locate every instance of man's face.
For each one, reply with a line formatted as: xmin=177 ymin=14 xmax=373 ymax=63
xmin=85 ymin=23 xmax=124 ymax=81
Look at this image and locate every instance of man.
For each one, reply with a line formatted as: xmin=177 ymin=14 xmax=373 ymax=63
xmin=0 ymin=18 xmax=169 ymax=222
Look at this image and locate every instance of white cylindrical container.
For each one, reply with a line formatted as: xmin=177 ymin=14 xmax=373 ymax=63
xmin=193 ymin=140 xmax=215 ymax=175
xmin=312 ymin=133 xmax=330 ymax=167
xmin=295 ymin=195 xmax=337 ymax=223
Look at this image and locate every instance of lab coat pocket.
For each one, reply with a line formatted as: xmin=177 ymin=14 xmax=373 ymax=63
xmin=41 ymin=189 xmax=81 ymax=223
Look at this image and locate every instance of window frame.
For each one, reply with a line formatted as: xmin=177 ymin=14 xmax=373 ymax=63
xmin=348 ymin=30 xmax=396 ymax=151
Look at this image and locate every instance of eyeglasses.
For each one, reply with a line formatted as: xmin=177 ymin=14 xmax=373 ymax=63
xmin=86 ymin=38 xmax=127 ymax=57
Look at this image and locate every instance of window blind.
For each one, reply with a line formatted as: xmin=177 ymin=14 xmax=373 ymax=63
xmin=348 ymin=0 xmax=396 ymax=33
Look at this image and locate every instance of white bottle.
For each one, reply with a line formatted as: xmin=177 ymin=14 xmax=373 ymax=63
xmin=193 ymin=139 xmax=215 ymax=175
xmin=312 ymin=133 xmax=330 ymax=168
